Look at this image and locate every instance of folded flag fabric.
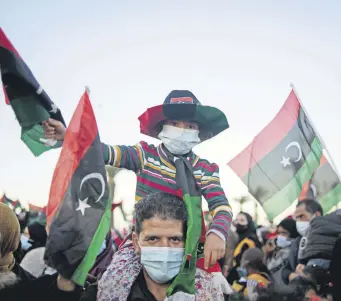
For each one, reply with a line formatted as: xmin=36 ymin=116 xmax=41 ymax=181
xmin=228 ymin=90 xmax=323 ymax=219
xmin=44 ymin=90 xmax=111 ymax=285
xmin=299 ymin=154 xmax=341 ymax=213
xmin=0 ymin=27 xmax=65 ymax=156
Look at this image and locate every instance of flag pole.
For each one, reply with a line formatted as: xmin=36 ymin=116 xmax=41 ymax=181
xmin=290 ymin=83 xmax=341 ymax=179
xmin=85 ymin=86 xmax=90 ymax=95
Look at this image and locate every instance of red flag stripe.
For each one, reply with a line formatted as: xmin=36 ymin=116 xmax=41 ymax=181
xmin=0 ymin=27 xmax=22 ymax=58
xmin=28 ymin=203 xmax=45 ymax=212
xmin=228 ymin=90 xmax=300 ymax=178
xmin=46 ymin=91 xmax=98 ymax=226
xmin=0 ymin=28 xmax=22 ymax=105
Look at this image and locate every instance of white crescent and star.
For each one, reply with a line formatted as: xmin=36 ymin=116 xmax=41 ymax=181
xmin=49 ymin=104 xmax=58 ymax=114
xmin=76 ymin=172 xmax=106 ymax=216
xmin=280 ymin=141 xmax=303 ymax=168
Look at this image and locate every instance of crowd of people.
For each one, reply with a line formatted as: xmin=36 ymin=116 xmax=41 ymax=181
xmin=1 ymin=194 xmax=340 ymax=300
xmin=0 ymin=89 xmax=340 ymax=300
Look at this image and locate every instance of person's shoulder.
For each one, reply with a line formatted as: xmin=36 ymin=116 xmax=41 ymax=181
xmin=195 ymin=157 xmax=220 ymax=172
xmin=136 ymin=141 xmax=159 ymax=155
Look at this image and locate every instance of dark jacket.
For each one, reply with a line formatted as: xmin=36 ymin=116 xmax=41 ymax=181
xmin=89 ymin=233 xmax=114 ymax=278
xmin=298 ymin=210 xmax=341 ymax=263
xmin=0 ymin=264 xmax=81 ymax=301
xmin=330 ymin=234 xmax=341 ymax=301
xmin=281 ymin=236 xmax=301 ymax=285
xmin=0 ymin=272 xmax=81 ymax=301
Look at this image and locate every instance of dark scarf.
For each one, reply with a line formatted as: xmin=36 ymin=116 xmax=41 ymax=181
xmin=163 ymin=147 xmax=204 ymax=297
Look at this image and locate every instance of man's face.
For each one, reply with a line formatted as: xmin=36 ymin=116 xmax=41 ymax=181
xmin=132 ymin=217 xmax=185 ymax=254
xmin=164 ymin=120 xmax=199 ymax=130
xmin=295 ymin=204 xmax=313 ymax=222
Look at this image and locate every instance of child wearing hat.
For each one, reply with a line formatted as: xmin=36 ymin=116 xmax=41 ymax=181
xmin=43 ymin=90 xmax=233 ymax=293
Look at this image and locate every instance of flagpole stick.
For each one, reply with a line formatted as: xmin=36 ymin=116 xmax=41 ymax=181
xmin=85 ymin=86 xmax=90 ymax=95
xmin=290 ymin=83 xmax=341 ymax=179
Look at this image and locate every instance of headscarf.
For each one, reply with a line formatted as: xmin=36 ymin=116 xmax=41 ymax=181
xmin=237 ymin=212 xmax=258 ymax=243
xmin=278 ymin=218 xmax=300 ymax=239
xmin=0 ymin=203 xmax=20 ymax=272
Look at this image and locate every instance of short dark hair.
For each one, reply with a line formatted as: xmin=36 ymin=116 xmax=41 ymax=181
xmin=134 ymin=192 xmax=188 ymax=235
xmin=296 ymin=199 xmax=323 ymax=216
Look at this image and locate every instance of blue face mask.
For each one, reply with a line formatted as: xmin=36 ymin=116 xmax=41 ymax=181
xmin=20 ymin=235 xmax=32 ymax=251
xmin=276 ymin=235 xmax=292 ymax=248
xmin=237 ymin=267 xmax=248 ymax=278
xmin=140 ymin=246 xmax=185 ymax=283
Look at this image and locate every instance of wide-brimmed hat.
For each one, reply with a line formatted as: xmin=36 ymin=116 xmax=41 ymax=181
xmin=138 ymin=90 xmax=229 ymax=141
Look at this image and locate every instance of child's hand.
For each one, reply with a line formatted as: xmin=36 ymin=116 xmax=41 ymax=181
xmin=42 ymin=118 xmax=66 ymax=141
xmin=204 ymin=233 xmax=225 ymax=269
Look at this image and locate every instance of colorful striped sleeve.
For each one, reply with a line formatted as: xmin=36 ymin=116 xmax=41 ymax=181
xmin=102 ymin=142 xmax=144 ymax=173
xmin=201 ymin=162 xmax=233 ymax=241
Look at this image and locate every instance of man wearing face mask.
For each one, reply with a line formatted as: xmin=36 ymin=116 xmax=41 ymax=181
xmin=43 ymin=90 xmax=233 ymax=297
xmin=96 ymin=192 xmax=225 ymax=301
xmin=281 ymin=199 xmax=323 ymax=285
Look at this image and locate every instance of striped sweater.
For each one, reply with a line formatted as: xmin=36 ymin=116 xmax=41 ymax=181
xmin=103 ymin=141 xmax=233 ymax=241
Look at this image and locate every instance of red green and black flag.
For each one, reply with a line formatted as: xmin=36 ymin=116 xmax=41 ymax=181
xmin=0 ymin=27 xmax=65 ymax=156
xmin=299 ymin=154 xmax=341 ymax=213
xmin=228 ymin=90 xmax=323 ymax=220
xmin=44 ymin=90 xmax=111 ymax=285
xmin=0 ymin=195 xmax=23 ymax=213
xmin=28 ymin=203 xmax=47 ymax=225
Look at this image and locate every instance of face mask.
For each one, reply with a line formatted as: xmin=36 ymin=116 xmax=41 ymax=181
xmin=296 ymin=221 xmax=310 ymax=236
xmin=20 ymin=235 xmax=32 ymax=251
xmin=158 ymin=125 xmax=200 ymax=155
xmin=235 ymin=224 xmax=248 ymax=234
xmin=276 ymin=235 xmax=292 ymax=248
xmin=237 ymin=267 xmax=247 ymax=278
xmin=140 ymin=246 xmax=185 ymax=283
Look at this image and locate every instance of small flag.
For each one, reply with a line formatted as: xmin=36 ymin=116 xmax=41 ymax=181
xmin=28 ymin=203 xmax=45 ymax=213
xmin=299 ymin=154 xmax=341 ymax=213
xmin=44 ymin=90 xmax=111 ymax=285
xmin=0 ymin=27 xmax=65 ymax=156
xmin=228 ymin=90 xmax=323 ymax=219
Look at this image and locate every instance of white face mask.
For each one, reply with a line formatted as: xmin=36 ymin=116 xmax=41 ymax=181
xmin=158 ymin=125 xmax=200 ymax=155
xmin=276 ymin=235 xmax=292 ymax=248
xmin=296 ymin=221 xmax=310 ymax=236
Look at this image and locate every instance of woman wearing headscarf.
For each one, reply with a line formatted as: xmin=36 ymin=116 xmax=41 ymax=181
xmin=264 ymin=217 xmax=299 ymax=294
xmin=0 ymin=203 xmax=81 ymax=301
xmin=227 ymin=212 xmax=261 ymax=284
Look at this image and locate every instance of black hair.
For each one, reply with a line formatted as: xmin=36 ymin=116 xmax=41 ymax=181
xmin=296 ymin=199 xmax=323 ymax=216
xmin=134 ymin=192 xmax=188 ymax=236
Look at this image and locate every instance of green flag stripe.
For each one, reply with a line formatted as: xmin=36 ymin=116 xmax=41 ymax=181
xmin=71 ymin=198 xmax=111 ymax=285
xmin=262 ymin=138 xmax=322 ymax=219
xmin=320 ymin=184 xmax=341 ymax=213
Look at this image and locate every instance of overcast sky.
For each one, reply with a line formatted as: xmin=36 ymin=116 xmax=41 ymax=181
xmin=1 ymin=1 xmax=341 ymax=224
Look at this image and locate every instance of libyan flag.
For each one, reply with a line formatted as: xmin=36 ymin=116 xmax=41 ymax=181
xmin=0 ymin=27 xmax=65 ymax=156
xmin=228 ymin=90 xmax=323 ymax=219
xmin=299 ymin=154 xmax=341 ymax=213
xmin=44 ymin=90 xmax=111 ymax=285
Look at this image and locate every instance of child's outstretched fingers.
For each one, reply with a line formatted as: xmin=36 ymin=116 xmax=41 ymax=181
xmin=204 ymin=233 xmax=226 ymax=269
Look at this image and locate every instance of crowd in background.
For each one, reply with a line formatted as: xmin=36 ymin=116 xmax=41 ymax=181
xmin=1 ymin=196 xmax=340 ymax=300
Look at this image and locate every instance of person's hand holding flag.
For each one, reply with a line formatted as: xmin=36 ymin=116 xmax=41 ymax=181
xmin=0 ymin=27 xmax=66 ymax=156
xmin=43 ymin=119 xmax=66 ymax=141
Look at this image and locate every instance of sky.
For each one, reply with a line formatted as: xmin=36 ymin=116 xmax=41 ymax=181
xmin=1 ymin=1 xmax=341 ymax=226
